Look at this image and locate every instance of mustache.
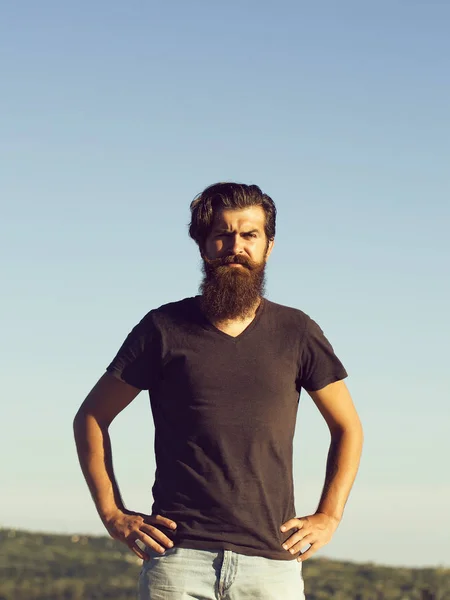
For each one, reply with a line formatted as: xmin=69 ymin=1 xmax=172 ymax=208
xmin=203 ymin=254 xmax=257 ymax=270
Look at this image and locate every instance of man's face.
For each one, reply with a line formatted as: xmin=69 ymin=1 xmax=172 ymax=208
xmin=199 ymin=206 xmax=274 ymax=321
xmin=203 ymin=206 xmax=274 ymax=266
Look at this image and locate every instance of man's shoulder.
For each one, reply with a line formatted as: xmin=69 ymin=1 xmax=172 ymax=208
xmin=152 ymin=296 xmax=197 ymax=312
xmin=140 ymin=296 xmax=199 ymax=329
xmin=261 ymin=299 xmax=314 ymax=342
xmin=264 ymin=298 xmax=311 ymax=324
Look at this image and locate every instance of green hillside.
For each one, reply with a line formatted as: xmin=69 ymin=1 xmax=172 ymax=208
xmin=0 ymin=529 xmax=448 ymax=599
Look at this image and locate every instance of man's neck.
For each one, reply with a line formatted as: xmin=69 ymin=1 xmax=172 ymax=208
xmin=200 ymin=297 xmax=262 ymax=337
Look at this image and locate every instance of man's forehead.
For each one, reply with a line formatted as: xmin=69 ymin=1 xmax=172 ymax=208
xmin=211 ymin=206 xmax=266 ymax=230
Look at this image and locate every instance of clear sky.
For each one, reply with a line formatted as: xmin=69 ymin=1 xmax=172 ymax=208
xmin=2 ymin=0 xmax=449 ymax=568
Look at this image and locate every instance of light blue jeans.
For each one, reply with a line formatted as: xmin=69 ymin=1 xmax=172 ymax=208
xmin=139 ymin=547 xmax=305 ymax=599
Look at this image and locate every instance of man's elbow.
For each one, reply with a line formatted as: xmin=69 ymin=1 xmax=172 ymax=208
xmin=73 ymin=403 xmax=112 ymax=439
xmin=73 ymin=406 xmax=88 ymax=438
xmin=330 ymin=415 xmax=364 ymax=443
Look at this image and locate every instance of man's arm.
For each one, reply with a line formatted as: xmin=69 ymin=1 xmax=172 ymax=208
xmin=73 ymin=373 xmax=177 ymax=560
xmin=281 ymin=380 xmax=363 ymax=561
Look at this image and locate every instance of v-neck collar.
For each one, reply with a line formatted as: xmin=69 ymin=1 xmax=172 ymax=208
xmin=195 ymin=296 xmax=266 ymax=342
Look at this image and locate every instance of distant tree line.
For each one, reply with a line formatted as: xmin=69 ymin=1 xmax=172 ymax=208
xmin=0 ymin=529 xmax=449 ymax=599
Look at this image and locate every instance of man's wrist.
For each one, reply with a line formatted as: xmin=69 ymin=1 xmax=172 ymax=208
xmin=98 ymin=505 xmax=124 ymax=524
xmin=316 ymin=509 xmax=341 ymax=525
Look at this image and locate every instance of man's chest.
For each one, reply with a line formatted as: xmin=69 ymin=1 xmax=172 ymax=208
xmin=153 ymin=333 xmax=301 ymax=432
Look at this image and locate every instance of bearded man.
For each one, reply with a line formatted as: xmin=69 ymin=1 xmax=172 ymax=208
xmin=74 ymin=183 xmax=363 ymax=600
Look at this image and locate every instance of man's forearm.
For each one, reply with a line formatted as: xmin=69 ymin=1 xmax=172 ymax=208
xmin=73 ymin=410 xmax=125 ymax=522
xmin=316 ymin=424 xmax=363 ymax=522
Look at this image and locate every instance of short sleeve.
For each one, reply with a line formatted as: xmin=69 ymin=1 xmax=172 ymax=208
xmin=297 ymin=317 xmax=348 ymax=392
xmin=106 ymin=312 xmax=160 ymax=391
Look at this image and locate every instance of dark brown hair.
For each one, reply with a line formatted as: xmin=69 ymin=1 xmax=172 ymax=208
xmin=189 ymin=182 xmax=277 ymax=249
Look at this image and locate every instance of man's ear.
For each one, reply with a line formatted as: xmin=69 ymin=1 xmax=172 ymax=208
xmin=265 ymin=239 xmax=275 ymax=261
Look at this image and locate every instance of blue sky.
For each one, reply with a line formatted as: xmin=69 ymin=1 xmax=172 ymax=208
xmin=2 ymin=0 xmax=449 ymax=567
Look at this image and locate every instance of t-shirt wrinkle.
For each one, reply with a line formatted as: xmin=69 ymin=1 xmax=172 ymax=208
xmin=106 ymin=296 xmax=347 ymax=560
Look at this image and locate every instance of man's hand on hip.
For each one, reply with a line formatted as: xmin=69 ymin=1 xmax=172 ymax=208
xmin=280 ymin=513 xmax=339 ymax=562
xmin=103 ymin=509 xmax=177 ymax=561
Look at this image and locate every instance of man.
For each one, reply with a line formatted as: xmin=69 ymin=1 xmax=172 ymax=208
xmin=74 ymin=182 xmax=363 ymax=599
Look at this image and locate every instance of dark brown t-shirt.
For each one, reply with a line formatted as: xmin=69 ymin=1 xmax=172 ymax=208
xmin=106 ymin=297 xmax=347 ymax=560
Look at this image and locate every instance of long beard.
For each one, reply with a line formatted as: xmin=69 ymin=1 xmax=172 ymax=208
xmin=200 ymin=254 xmax=267 ymax=321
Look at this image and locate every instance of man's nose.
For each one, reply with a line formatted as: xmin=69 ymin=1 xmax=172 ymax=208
xmin=230 ymin=234 xmax=244 ymax=255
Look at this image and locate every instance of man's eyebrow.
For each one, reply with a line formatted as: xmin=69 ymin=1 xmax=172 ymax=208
xmin=212 ymin=227 xmax=261 ymax=234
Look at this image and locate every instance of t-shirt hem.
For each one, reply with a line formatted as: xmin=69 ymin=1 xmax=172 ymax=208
xmin=105 ymin=365 xmax=145 ymax=390
xmin=175 ymin=539 xmax=299 ymax=561
xmin=105 ymin=366 xmax=123 ymax=380
xmin=105 ymin=366 xmax=130 ymax=385
xmin=303 ymin=371 xmax=348 ymax=393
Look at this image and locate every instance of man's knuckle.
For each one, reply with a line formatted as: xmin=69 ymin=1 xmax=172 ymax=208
xmin=149 ymin=541 xmax=164 ymax=553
